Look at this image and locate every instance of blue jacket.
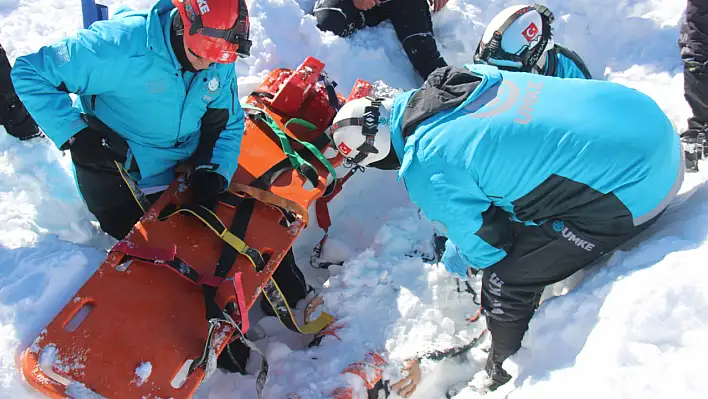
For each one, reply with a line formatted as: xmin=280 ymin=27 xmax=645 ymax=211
xmin=543 ymin=44 xmax=592 ymax=79
xmin=11 ymin=0 xmax=244 ymax=188
xmin=389 ymin=65 xmax=682 ymax=276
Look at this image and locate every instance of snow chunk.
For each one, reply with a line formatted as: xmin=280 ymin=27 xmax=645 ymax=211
xmin=134 ymin=362 xmax=152 ymax=386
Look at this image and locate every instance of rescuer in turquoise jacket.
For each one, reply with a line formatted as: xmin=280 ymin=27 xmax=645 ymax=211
xmin=327 ymin=64 xmax=682 ymax=393
xmin=11 ymin=0 xmax=252 ymax=239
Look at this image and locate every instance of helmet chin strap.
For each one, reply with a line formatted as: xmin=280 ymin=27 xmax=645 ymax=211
xmin=351 ymin=97 xmax=384 ymax=165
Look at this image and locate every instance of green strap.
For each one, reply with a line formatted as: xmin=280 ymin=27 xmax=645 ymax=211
xmin=284 ymin=118 xmax=338 ymax=181
xmin=242 ymin=104 xmax=336 ymax=186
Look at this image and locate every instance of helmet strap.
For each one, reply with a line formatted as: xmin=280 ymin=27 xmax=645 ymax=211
xmin=522 ymin=12 xmax=552 ymax=73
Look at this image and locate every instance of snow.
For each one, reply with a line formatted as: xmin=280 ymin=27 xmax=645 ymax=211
xmin=1 ymin=0 xmax=707 ymax=398
xmin=134 ymin=362 xmax=152 ymax=386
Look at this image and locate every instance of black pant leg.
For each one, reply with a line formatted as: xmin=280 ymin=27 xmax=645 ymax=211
xmin=73 ymin=156 xmax=153 ymax=240
xmin=383 ymin=0 xmax=447 ymax=79
xmin=260 ymin=249 xmax=311 ymax=316
xmin=313 ymin=0 xmax=366 ymax=37
xmin=681 ymin=0 xmax=708 ymax=137
xmin=481 ymin=217 xmax=656 ymax=368
xmin=684 ymin=64 xmax=708 ymax=136
xmin=0 ymin=43 xmax=40 ymax=140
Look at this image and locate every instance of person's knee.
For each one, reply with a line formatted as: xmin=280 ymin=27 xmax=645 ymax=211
xmin=313 ymin=5 xmax=356 ymax=37
xmin=401 ymin=33 xmax=447 ymax=79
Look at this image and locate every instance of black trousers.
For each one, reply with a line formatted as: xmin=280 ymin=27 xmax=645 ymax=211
xmin=313 ymin=0 xmax=447 ymax=79
xmin=481 ymin=216 xmax=659 ymax=369
xmin=72 ymin=154 xmax=156 ymax=240
xmin=680 ymin=0 xmax=708 ymax=137
xmin=0 ymin=43 xmax=39 ymax=140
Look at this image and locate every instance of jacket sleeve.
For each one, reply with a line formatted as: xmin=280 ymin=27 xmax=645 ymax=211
xmin=10 ymin=28 xmax=125 ymax=149
xmin=192 ymin=67 xmax=244 ymax=185
xmin=555 ymin=45 xmax=593 ymax=79
xmin=428 ymin=164 xmax=513 ymax=276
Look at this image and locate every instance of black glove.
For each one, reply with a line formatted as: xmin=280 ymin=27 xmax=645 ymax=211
xmin=189 ymin=169 xmax=226 ymax=210
xmin=66 ymin=127 xmax=123 ymax=166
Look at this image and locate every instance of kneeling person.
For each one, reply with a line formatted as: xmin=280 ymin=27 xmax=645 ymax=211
xmin=328 ymin=64 xmax=682 ymax=393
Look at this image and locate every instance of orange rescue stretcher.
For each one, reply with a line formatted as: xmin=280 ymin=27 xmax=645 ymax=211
xmin=19 ymin=56 xmax=389 ymax=399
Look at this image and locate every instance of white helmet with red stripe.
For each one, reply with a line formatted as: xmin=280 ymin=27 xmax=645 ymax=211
xmin=328 ymin=97 xmax=394 ymax=167
xmin=474 ymin=4 xmax=555 ymax=72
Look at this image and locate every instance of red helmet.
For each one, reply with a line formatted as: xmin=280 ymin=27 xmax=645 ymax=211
xmin=173 ymin=0 xmax=252 ymax=63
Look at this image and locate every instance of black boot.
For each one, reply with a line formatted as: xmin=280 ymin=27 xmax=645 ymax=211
xmin=216 ymin=339 xmax=251 ymax=374
xmin=484 ymin=351 xmax=512 ymax=391
xmin=681 ymin=130 xmax=706 ymax=172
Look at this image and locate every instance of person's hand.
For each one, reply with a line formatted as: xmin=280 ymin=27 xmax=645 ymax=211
xmin=353 ymin=0 xmax=377 ymax=11
xmin=67 ymin=127 xmax=124 ymax=166
xmin=189 ymin=169 xmax=226 ymax=211
xmin=390 ymin=359 xmax=421 ymax=398
xmin=428 ymin=0 xmax=450 ymax=13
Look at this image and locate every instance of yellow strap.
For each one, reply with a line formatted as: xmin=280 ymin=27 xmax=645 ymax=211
xmin=161 ymin=205 xmax=263 ymax=270
xmin=228 ymin=183 xmax=310 ymax=225
xmin=114 ymin=160 xmax=149 ymax=213
xmin=263 ymin=277 xmax=335 ymax=334
xmin=221 ymin=230 xmax=248 ymax=253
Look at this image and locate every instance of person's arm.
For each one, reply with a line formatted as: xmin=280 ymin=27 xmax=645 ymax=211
xmin=427 ymin=164 xmax=514 ymax=276
xmin=11 ymin=28 xmax=125 ymax=149
xmin=554 ymin=44 xmax=592 ymax=79
xmin=191 ymin=67 xmax=245 ymax=186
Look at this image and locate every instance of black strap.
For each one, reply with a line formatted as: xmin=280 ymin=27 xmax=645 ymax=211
xmin=320 ymin=73 xmax=341 ymax=112
xmin=203 ymin=197 xmax=256 ymax=321
xmin=541 ymin=48 xmax=558 ymax=76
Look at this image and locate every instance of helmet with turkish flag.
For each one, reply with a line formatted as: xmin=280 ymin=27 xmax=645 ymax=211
xmin=173 ymin=0 xmax=252 ymax=63
xmin=473 ymin=4 xmax=555 ymax=73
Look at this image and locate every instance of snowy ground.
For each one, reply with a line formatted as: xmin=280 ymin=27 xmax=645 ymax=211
xmin=1 ymin=0 xmax=707 ymax=398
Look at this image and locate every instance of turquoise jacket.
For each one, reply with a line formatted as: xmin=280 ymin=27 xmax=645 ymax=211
xmin=389 ymin=65 xmax=681 ymax=275
xmin=11 ymin=0 xmax=244 ymax=188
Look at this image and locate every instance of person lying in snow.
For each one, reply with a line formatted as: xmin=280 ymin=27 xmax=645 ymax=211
xmin=679 ymin=0 xmax=708 ymax=172
xmin=0 ymin=43 xmax=42 ymax=141
xmin=312 ymin=0 xmax=449 ymax=80
xmin=11 ymin=0 xmax=249 ymax=240
xmin=327 ymin=64 xmax=682 ymax=394
xmin=473 ymin=4 xmax=592 ymax=79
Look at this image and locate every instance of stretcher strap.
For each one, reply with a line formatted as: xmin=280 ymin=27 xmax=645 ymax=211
xmin=216 ymin=196 xmax=334 ymax=335
xmin=111 ymin=239 xmax=251 ymax=336
xmin=242 ymin=103 xmax=336 ymax=195
xmin=261 ymin=276 xmax=335 ymax=334
xmin=189 ymin=317 xmax=268 ymax=399
xmin=226 ymin=183 xmax=309 ymax=225
xmin=157 ymin=204 xmax=266 ymax=272
xmin=114 ymin=160 xmax=151 ymax=213
xmin=310 ymin=168 xmax=360 ymax=268
xmin=112 ymin=240 xmax=203 ymax=285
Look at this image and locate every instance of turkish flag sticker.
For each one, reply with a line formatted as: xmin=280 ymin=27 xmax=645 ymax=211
xmin=338 ymin=142 xmax=352 ymax=156
xmin=522 ymin=22 xmax=539 ymax=42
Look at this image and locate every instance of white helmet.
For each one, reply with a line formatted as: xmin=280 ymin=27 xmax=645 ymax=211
xmin=474 ymin=4 xmax=555 ymax=73
xmin=328 ymin=97 xmax=394 ymax=167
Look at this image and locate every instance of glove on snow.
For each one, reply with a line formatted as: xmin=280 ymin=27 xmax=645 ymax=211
xmin=441 ymin=238 xmax=472 ymax=278
xmin=189 ymin=169 xmax=226 ymax=211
